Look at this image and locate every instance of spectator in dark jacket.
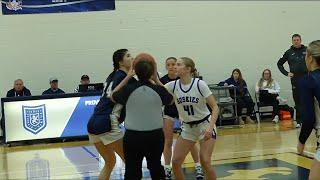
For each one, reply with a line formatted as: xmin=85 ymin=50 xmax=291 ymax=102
xmin=74 ymin=74 xmax=90 ymax=93
xmin=3 ymin=79 xmax=31 ymax=132
xmin=218 ymin=68 xmax=255 ymax=125
xmin=277 ymin=34 xmax=307 ymax=128
xmin=42 ymin=77 xmax=65 ymax=95
xmin=6 ymin=79 xmax=31 ymax=97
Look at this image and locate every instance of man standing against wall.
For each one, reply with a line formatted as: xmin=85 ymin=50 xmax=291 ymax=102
xmin=277 ymin=34 xmax=307 ymax=128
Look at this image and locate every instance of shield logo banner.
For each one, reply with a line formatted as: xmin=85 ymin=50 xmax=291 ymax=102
xmin=22 ymin=104 xmax=47 ymax=134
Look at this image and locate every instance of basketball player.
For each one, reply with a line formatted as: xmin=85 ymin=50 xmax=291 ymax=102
xmin=160 ymin=57 xmax=204 ymax=179
xmin=87 ymin=49 xmax=135 ymax=180
xmin=165 ymin=57 xmax=219 ymax=180
xmin=297 ymin=40 xmax=320 ymax=180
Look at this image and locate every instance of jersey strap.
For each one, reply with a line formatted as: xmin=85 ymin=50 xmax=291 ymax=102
xmin=197 ymin=78 xmax=204 ymax=97
xmin=173 ymin=79 xmax=178 ymax=93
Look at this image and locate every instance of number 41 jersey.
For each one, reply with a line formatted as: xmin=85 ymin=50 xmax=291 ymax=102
xmin=165 ymin=78 xmax=212 ymax=123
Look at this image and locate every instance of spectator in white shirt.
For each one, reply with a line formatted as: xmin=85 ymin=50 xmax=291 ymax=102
xmin=255 ymin=69 xmax=281 ymax=123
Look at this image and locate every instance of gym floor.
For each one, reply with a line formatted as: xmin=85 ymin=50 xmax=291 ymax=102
xmin=0 ymin=121 xmax=316 ymax=179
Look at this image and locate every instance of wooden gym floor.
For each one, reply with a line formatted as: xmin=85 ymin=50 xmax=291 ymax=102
xmin=0 ymin=120 xmax=317 ymax=179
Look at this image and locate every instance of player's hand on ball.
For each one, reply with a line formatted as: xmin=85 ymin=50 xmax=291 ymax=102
xmin=127 ymin=65 xmax=135 ymax=77
xmin=151 ymin=63 xmax=158 ymax=81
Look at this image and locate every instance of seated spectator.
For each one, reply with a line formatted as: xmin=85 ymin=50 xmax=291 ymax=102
xmin=74 ymin=75 xmax=90 ymax=92
xmin=42 ymin=77 xmax=65 ymax=95
xmin=218 ymin=68 xmax=255 ymax=125
xmin=3 ymin=79 xmax=31 ymax=131
xmin=255 ymin=69 xmax=280 ymax=123
xmin=6 ymin=79 xmax=31 ymax=97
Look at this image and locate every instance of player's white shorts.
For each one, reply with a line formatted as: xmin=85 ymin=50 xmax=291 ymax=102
xmin=315 ymin=149 xmax=320 ymax=162
xmin=181 ymin=119 xmax=217 ymax=142
xmin=164 ymin=115 xmax=178 ymax=122
xmin=88 ymin=115 xmax=124 ymax=145
xmin=315 ymin=129 xmax=320 ymax=162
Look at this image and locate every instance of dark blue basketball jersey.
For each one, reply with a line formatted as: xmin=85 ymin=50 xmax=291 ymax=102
xmin=160 ymin=74 xmax=179 ymax=118
xmin=87 ymin=70 xmax=136 ymax=135
xmin=299 ymin=69 xmax=320 ymax=144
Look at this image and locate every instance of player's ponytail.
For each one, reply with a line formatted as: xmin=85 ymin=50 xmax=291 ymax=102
xmin=106 ymin=49 xmax=128 ymax=82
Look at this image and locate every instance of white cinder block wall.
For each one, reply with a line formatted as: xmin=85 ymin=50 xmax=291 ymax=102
xmin=0 ymin=1 xmax=320 ymax=107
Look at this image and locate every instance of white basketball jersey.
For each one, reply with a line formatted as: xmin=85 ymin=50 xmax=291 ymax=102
xmin=170 ymin=78 xmax=211 ymax=122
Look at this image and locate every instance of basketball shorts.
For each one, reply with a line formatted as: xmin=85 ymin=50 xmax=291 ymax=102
xmin=88 ymin=114 xmax=124 ymax=145
xmin=315 ymin=129 xmax=320 ymax=162
xmin=181 ymin=119 xmax=217 ymax=142
xmin=163 ymin=115 xmax=178 ymax=122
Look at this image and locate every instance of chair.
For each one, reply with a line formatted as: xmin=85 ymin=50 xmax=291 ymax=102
xmin=255 ymin=90 xmax=274 ymax=121
xmin=208 ymin=84 xmax=238 ymax=127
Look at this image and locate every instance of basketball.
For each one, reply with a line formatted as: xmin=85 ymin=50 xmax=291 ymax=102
xmin=133 ymin=53 xmax=157 ymax=71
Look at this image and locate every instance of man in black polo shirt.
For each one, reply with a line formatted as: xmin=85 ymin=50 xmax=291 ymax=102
xmin=277 ymin=34 xmax=307 ymax=128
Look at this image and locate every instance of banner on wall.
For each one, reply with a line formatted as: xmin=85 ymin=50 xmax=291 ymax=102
xmin=1 ymin=0 xmax=115 ymax=15
xmin=3 ymin=95 xmax=100 ymax=142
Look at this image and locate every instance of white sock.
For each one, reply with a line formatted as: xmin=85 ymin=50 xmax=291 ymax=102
xmin=165 ymin=165 xmax=172 ymax=169
xmin=195 ymin=162 xmax=201 ymax=168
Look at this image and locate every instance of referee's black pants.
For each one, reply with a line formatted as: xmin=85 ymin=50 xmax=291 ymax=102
xmin=123 ymin=128 xmax=165 ymax=180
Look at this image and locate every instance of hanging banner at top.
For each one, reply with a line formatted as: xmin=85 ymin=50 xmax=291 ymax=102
xmin=1 ymin=0 xmax=115 ymax=15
